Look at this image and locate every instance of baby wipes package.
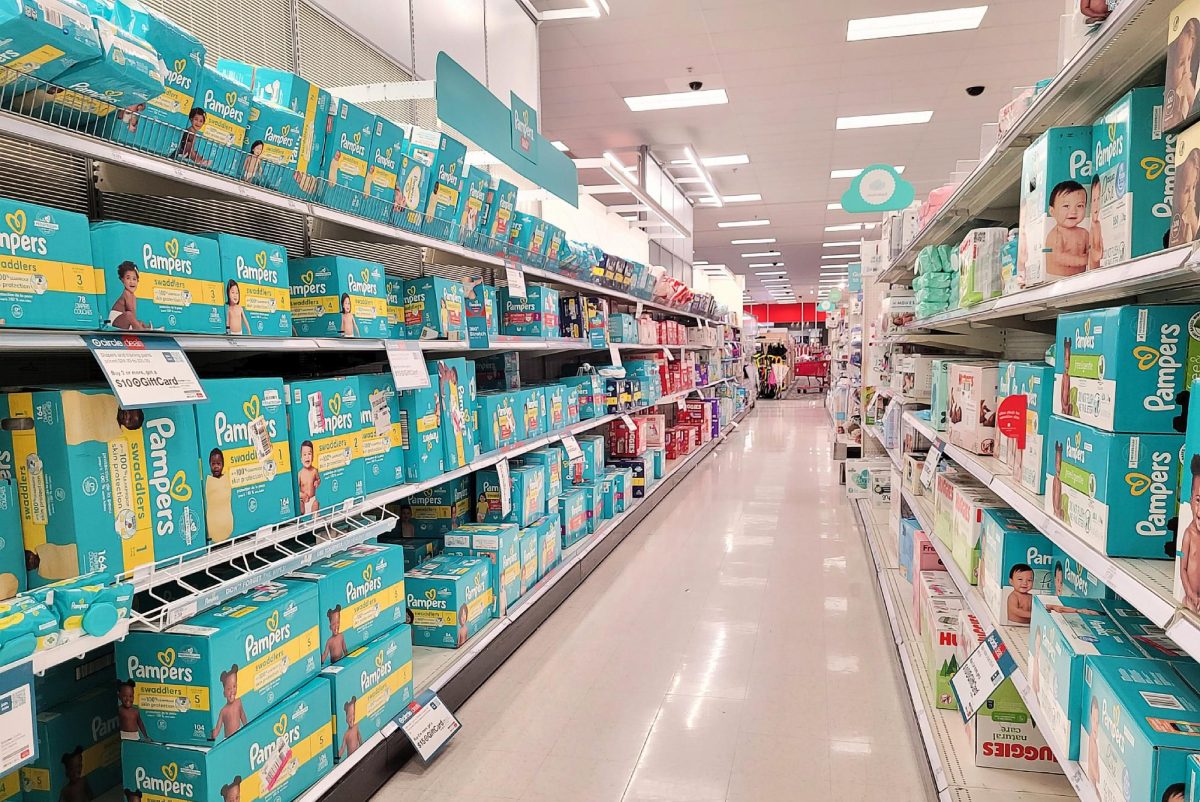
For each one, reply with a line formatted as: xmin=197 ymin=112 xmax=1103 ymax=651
xmin=396 ymin=378 xmax=443 ymax=484
xmin=1018 ymin=126 xmax=1093 ymax=287
xmin=285 ymin=377 xmax=365 ymax=515
xmin=1053 ymin=305 xmax=1200 ymax=433
xmin=28 ymin=570 xmax=132 ymax=644
xmin=0 ymin=196 xmax=100 ymax=330
xmin=193 ymin=378 xmax=294 ymax=542
xmin=322 ymin=97 xmax=373 ymax=213
xmin=957 ymin=227 xmax=1007 ymax=307
xmin=357 ymin=374 xmax=404 ymax=497
xmin=289 ymin=256 xmax=389 ymax=339
xmin=202 ymin=232 xmax=291 ymax=336
xmin=0 ymin=595 xmax=58 ymax=663
xmin=121 ymin=677 xmax=333 ymax=802
xmin=21 ymin=686 xmax=119 ymax=802
xmin=364 ymin=115 xmax=406 ymax=221
xmin=443 ymin=522 xmax=521 ymax=615
xmin=321 ymin=626 xmax=413 ymax=762
xmin=0 ymin=0 xmax=100 ymax=98
xmin=288 ymin=543 xmax=405 ymax=666
xmin=3 ymin=388 xmax=203 ymax=585
xmin=404 ymin=555 xmax=492 ymax=648
xmin=91 ymin=220 xmax=224 ymax=333
xmin=184 ymin=66 xmax=251 ymax=178
xmin=114 ymin=579 xmax=320 ymax=745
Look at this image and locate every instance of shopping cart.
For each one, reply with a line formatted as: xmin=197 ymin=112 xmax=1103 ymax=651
xmin=794 ymin=358 xmax=829 ymax=394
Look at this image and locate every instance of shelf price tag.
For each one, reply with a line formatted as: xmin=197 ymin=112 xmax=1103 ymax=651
xmin=397 ymin=689 xmax=461 ymax=763
xmin=609 ymin=344 xmax=623 ymax=367
xmin=496 ymin=457 xmax=512 ymax=517
xmin=919 ymin=439 xmax=945 ymax=491
xmin=620 ymin=414 xmax=636 ymax=430
xmin=951 ymin=629 xmax=1017 ymax=722
xmin=504 ymin=256 xmax=527 ymax=299
xmin=87 ymin=334 xmax=207 ymax=408
xmin=561 ymin=434 xmax=584 ymax=463
xmin=0 ymin=660 xmax=36 ymax=775
xmin=385 ymin=340 xmax=431 ymax=390
xmin=662 ymin=346 xmax=673 ymax=362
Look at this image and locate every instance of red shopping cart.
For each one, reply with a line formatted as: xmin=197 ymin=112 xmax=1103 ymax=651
xmin=794 ymin=358 xmax=829 ymax=394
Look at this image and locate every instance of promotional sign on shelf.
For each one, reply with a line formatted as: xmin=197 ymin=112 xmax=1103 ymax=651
xmin=397 ymin=689 xmax=461 ymax=763
xmin=87 ymin=334 xmax=207 ymax=408
xmin=609 ymin=344 xmax=622 ymax=367
xmin=919 ymin=439 xmax=945 ymax=490
xmin=496 ymin=457 xmax=512 ymax=517
xmin=996 ymin=395 xmax=1028 ymax=450
xmin=386 ymin=340 xmax=432 ymax=390
xmin=504 ymin=256 xmax=527 ymax=299
xmin=561 ymin=433 xmax=584 ymax=463
xmin=951 ymin=629 xmax=1018 ymax=722
xmin=0 ymin=660 xmax=37 ymax=775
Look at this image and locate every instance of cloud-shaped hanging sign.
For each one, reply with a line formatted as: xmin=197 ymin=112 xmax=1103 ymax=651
xmin=840 ymin=164 xmax=914 ymax=213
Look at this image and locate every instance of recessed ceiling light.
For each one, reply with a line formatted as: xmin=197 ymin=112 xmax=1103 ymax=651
xmin=836 ymin=110 xmax=934 ymax=130
xmin=825 ymin=223 xmax=877 ymax=232
xmin=683 ymin=146 xmax=723 ymax=209
xmin=671 ymin=154 xmax=749 ymax=167
xmin=742 ymin=251 xmax=782 ymax=258
xmin=718 ymin=219 xmax=770 ymax=228
xmin=625 ymin=89 xmax=729 ymax=112
xmin=675 ymin=176 xmax=706 ymax=184
xmin=830 ymin=166 xmax=906 ymax=179
xmin=731 ymin=238 xmax=776 ymax=245
xmin=761 ymin=278 xmax=789 ymax=283
xmin=552 ymin=140 xmax=570 ymax=151
xmin=823 ymin=241 xmax=860 ymax=247
xmin=827 ymin=202 xmax=843 ymax=210
xmin=847 ymin=6 xmax=988 ymax=41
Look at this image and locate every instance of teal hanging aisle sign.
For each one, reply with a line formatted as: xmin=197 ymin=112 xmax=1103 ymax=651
xmin=436 ymin=52 xmax=578 ymax=206
xmin=840 ymin=164 xmax=914 ymax=213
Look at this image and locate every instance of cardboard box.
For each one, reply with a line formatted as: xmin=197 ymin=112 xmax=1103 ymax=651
xmin=948 ymin=362 xmax=999 ymax=455
xmin=444 ymin=522 xmax=522 ymax=615
xmin=289 ymin=255 xmax=389 ymax=338
xmin=404 ymin=555 xmax=493 ymax=647
xmin=1019 ymin=126 xmax=1093 ymax=287
xmin=980 ymin=508 xmax=1056 ymax=626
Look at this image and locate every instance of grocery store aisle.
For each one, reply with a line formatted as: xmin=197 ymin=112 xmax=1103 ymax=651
xmin=378 ymin=399 xmax=934 ymax=802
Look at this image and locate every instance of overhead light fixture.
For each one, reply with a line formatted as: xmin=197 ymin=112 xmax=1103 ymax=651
xmin=823 ymin=241 xmax=861 ymax=247
xmin=848 ymin=6 xmax=988 ymax=41
xmin=732 ymin=238 xmax=776 ymax=245
xmin=625 ymin=88 xmax=729 ymax=112
xmin=542 ymin=0 xmax=610 ymax=19
xmin=836 ymin=110 xmax=934 ymax=130
xmin=552 ymin=140 xmax=570 ymax=152
xmin=761 ymin=278 xmax=789 ymax=283
xmin=742 ymin=251 xmax=782 ymax=258
xmin=827 ymin=202 xmax=843 ymax=210
xmin=699 ymin=193 xmax=762 ymax=204
xmin=754 ymin=270 xmax=787 ymax=275
xmin=683 ymin=145 xmax=723 ymax=209
xmin=830 ymin=166 xmax=905 ymax=179
xmin=694 ymin=260 xmax=709 ymax=266
xmin=718 ymin=219 xmax=770 ymax=228
xmin=825 ymin=223 xmax=877 ymax=232
xmin=671 ymin=154 xmax=749 ymax=167
xmin=822 ymin=253 xmax=857 ymax=260
xmin=749 ymin=263 xmax=785 ymax=269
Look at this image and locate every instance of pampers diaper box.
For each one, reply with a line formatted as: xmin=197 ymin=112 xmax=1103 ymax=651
xmin=397 ymin=377 xmax=443 ymax=483
xmin=403 ymin=276 xmax=465 ymax=340
xmin=1178 ymin=378 xmax=1200 ymax=611
xmin=288 ymin=543 xmax=405 ymax=666
xmin=980 ymin=508 xmax=1056 ymax=627
xmin=385 ymin=276 xmax=404 ymax=339
xmin=2 ymin=388 xmax=203 ymax=585
xmin=1092 ymin=87 xmax=1172 ymax=268
xmin=444 ymin=523 xmax=521 ymax=615
xmin=192 ymin=377 xmax=294 ymax=543
xmin=0 ymin=196 xmax=100 ymax=330
xmin=1046 ymin=415 xmax=1181 ymax=558
xmin=517 ymin=526 xmax=537 ymax=595
xmin=420 ymin=131 xmax=468 ymax=241
xmin=357 ymin=374 xmax=404 ymax=496
xmin=121 ymin=678 xmax=333 ymax=802
xmin=401 ymin=475 xmax=469 ymax=538
xmin=531 ymin=512 xmax=560 ymax=579
xmin=202 ymin=232 xmax=291 ymax=336
xmin=289 ymin=256 xmax=389 ymax=339
xmin=404 ymin=555 xmax=492 ymax=648
xmin=1168 ymin=2 xmax=1200 ymax=131
xmin=0 ymin=480 xmax=23 ymax=599
xmin=480 ymin=178 xmax=518 ymax=255
xmin=1054 ymin=305 xmax=1200 ymax=433
xmin=0 ymin=0 xmax=100 ymax=99
xmin=321 ymin=97 xmax=374 ymax=214
xmin=1171 ymin=117 xmax=1200 ymax=247
xmin=1018 ymin=126 xmax=1093 ymax=287
xmin=393 ymin=126 xmax=438 ymax=232
xmin=186 ymin=66 xmax=251 ymax=178
xmin=321 ymin=626 xmax=413 ymax=763
xmin=91 ymin=220 xmax=224 ymax=333
xmin=428 ymin=357 xmax=478 ymax=470
xmin=22 ymin=686 xmax=120 ymax=802
xmin=474 ymin=464 xmax=545 ymax=527
xmin=363 ymin=115 xmax=406 ymax=222
xmin=285 ymin=377 xmax=365 ymax=515
xmin=455 ymin=166 xmax=490 ymax=245
xmin=1013 ymin=362 xmax=1055 ymax=494
xmin=114 ymin=579 xmax=319 ymax=744
xmin=243 ymin=98 xmax=304 ymax=191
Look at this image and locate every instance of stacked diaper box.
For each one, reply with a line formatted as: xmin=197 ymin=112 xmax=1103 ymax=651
xmin=289 ymin=255 xmax=390 ymax=339
xmin=1018 ymin=126 xmax=1093 ymax=287
xmin=946 ymin=361 xmax=1000 ymax=455
xmin=995 ymin=361 xmax=1055 ymax=494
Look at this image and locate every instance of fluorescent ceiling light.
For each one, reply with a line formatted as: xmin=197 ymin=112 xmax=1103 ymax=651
xmin=823 ymin=241 xmax=860 ymax=247
xmin=625 ymin=89 xmax=729 ymax=112
xmin=671 ymin=154 xmax=749 ymax=167
xmin=699 ymin=193 xmax=762 ymax=204
xmin=755 ymin=270 xmax=787 ymax=275
xmin=732 ymin=238 xmax=776 ymax=245
xmin=822 ymin=253 xmax=857 ymax=259
xmin=551 ymin=140 xmax=569 ymax=151
xmin=825 ymin=223 xmax=877 ymax=232
xmin=718 ymin=219 xmax=770 ymax=228
xmin=830 ymin=166 xmax=905 ymax=179
xmin=742 ymin=251 xmax=782 ymax=258
xmin=761 ymin=278 xmax=789 ymax=283
xmin=836 ymin=110 xmax=933 ymax=130
xmin=542 ymin=0 xmax=610 ymax=19
xmin=675 ymin=177 xmax=706 ymax=185
xmin=683 ymin=145 xmax=723 ymax=209
xmin=694 ymin=260 xmax=709 ymax=266
xmin=848 ymin=6 xmax=988 ymax=41
xmin=749 ymin=263 xmax=784 ymax=268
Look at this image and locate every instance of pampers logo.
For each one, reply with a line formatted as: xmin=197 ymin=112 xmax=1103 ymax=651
xmin=360 ymin=649 xmax=393 ymax=692
xmin=204 ymin=88 xmax=245 ymax=124
xmin=1094 ymin=125 xmax=1123 ymax=172
xmin=135 ymin=764 xmax=193 ymax=799
xmin=341 ymin=130 xmax=367 ymax=158
xmin=377 ymin=146 xmax=397 ymax=171
xmin=165 ymin=57 xmax=194 ymax=92
xmin=1151 ymin=133 xmax=1178 ymax=219
xmin=1065 ymin=431 xmax=1086 ymax=463
xmin=1074 ymin=318 xmax=1096 ymax=350
xmin=1133 ymin=323 xmax=1183 ymax=412
xmin=144 ymin=240 xmax=193 ymax=276
xmin=236 ymin=250 xmax=279 ymax=285
xmin=245 ymin=609 xmax=292 ymax=660
xmin=127 ymin=648 xmax=194 ymax=682
xmin=292 ymin=269 xmax=326 ymax=297
xmin=0 ymin=208 xmax=47 ymax=256
xmin=250 ymin=714 xmax=301 ymax=770
xmin=438 ymin=161 xmax=459 ymax=186
xmin=214 ymin=395 xmax=279 ymax=445
xmin=408 ymin=586 xmax=446 ymax=610
xmin=1129 ymin=450 xmax=1174 ymax=538
xmin=324 ymin=393 xmax=355 ymax=435
xmin=146 ymin=418 xmax=191 ymax=537
xmin=345 ymin=562 xmax=383 ymax=602
xmin=264 ymin=124 xmax=298 ymax=149
xmin=347 ymin=268 xmax=377 ymax=296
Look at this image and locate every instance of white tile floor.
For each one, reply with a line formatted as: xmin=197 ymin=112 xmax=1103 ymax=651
xmin=375 ymin=400 xmax=936 ymax=801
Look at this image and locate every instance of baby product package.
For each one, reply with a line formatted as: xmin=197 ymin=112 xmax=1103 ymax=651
xmin=500 ymin=284 xmax=561 ymax=338
xmin=443 ymin=522 xmax=521 ymax=615
xmin=0 ymin=196 xmax=100 ymax=330
xmin=181 ymin=66 xmax=251 ymax=178
xmin=428 ymin=357 xmax=478 ymax=470
xmin=358 ymin=374 xmax=404 ymax=497
xmin=2 ymin=388 xmax=203 ymax=585
xmin=951 ymin=485 xmax=1004 ymax=584
xmin=193 ymin=377 xmax=293 ymax=543
xmin=288 ymin=543 xmax=405 ymax=666
xmin=455 ymin=166 xmax=490 ymax=246
xmin=947 ymin=362 xmax=999 ymax=455
xmin=1167 ymin=1 xmax=1200 ymax=131
xmin=1018 ymin=126 xmax=1093 ymax=287
xmin=1009 ymin=362 xmax=1055 ymax=494
xmin=321 ymin=625 xmax=413 ymax=762
xmin=0 ymin=0 xmax=100 ymax=99
xmin=0 ymin=480 xmax=22 ymax=599
xmin=397 ymin=378 xmax=443 ymax=483
xmin=1091 ymin=87 xmax=1172 ymax=268
xmin=364 ymin=115 xmax=406 ymax=221
xmin=1054 ymin=553 xmax=1114 ymax=599
xmin=289 ymin=256 xmax=389 ymax=339
xmin=474 ymin=465 xmax=545 ymax=528
xmin=404 ymin=555 xmax=492 ymax=648
xmin=21 ymin=686 xmax=119 ymax=802
xmin=384 ymin=276 xmax=405 ymax=339
xmin=475 ymin=391 xmax=519 ymax=453
xmin=1054 ymin=305 xmax=1200 ymax=433
xmin=243 ymin=98 xmax=304 ymax=190
xmin=121 ymin=678 xmax=333 ymax=802
xmin=517 ymin=525 xmax=537 ymax=595
xmin=91 ymin=220 xmax=223 ymax=333
xmin=202 ymin=232 xmax=291 ymax=336
xmin=1046 ymin=415 xmax=1181 ymax=558
xmin=531 ymin=512 xmax=560 ymax=579
xmin=1175 ymin=377 xmax=1200 ymax=611
xmin=479 ymin=177 xmax=517 ymax=255
xmin=400 ymin=475 xmax=470 ymax=538
xmin=980 ymin=508 xmax=1056 ymax=627
xmin=392 ymin=125 xmax=438 ymax=231
xmin=518 ymin=448 xmax=563 ymax=500
xmin=1172 ymin=117 xmax=1200 ymax=246
xmin=404 ymin=276 xmax=465 ymax=340
xmin=321 ymin=97 xmax=374 ymax=214
xmin=420 ymin=132 xmax=468 ymax=240
xmin=286 ymin=377 xmax=365 ymax=515
xmin=958 ymin=227 xmax=1007 ymax=307
xmin=114 ymin=579 xmax=319 ymax=745
xmin=559 ymin=488 xmax=587 ymax=548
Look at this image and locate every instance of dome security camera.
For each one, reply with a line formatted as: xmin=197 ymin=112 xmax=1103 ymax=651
xmin=688 ymin=81 xmax=703 ymax=91
xmin=966 ymin=85 xmax=985 ymax=97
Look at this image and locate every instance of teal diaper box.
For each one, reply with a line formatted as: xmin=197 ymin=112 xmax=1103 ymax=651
xmin=397 ymin=377 xmax=443 ymax=483
xmin=403 ymin=276 xmax=465 ymax=340
xmin=517 ymin=525 xmax=537 ymax=596
xmin=0 ymin=480 xmax=23 ymax=598
xmin=22 ymin=686 xmax=119 ymax=802
xmin=1019 ymin=126 xmax=1093 ymax=287
xmin=385 ymin=276 xmax=404 ymax=339
xmin=1092 ymin=87 xmax=1172 ymax=268
xmin=243 ymin=98 xmax=304 ymax=190
xmin=1054 ymin=305 xmax=1200 ymax=433
xmin=358 ymin=374 xmax=404 ymax=496
xmin=393 ymin=125 xmax=438 ymax=232
xmin=404 ymin=555 xmax=492 ymax=648
xmin=1028 ymin=594 xmax=1143 ymax=759
xmin=480 ymin=178 xmax=517 ymax=255
xmin=420 ymin=131 xmax=467 ymax=241
xmin=569 ymin=434 xmax=605 ymax=485
xmin=576 ymin=480 xmax=602 ymax=534
xmin=364 ymin=115 xmax=406 ymax=221
xmin=184 ymin=66 xmax=251 ymax=178
xmin=515 ymin=387 xmax=547 ymax=441
xmin=321 ymin=625 xmax=413 ymax=762
xmin=1012 ymin=362 xmax=1054 ymax=494
xmin=114 ymin=579 xmax=320 ymax=744
xmin=201 ymin=232 xmax=291 ymax=336
xmin=286 ymin=376 xmax=365 ymax=515
xmin=500 ymin=285 xmax=561 ymax=338
xmin=455 ymin=166 xmax=490 ymax=246
xmin=1080 ymin=656 xmax=1200 ymax=802
xmin=121 ymin=678 xmax=333 ymax=802
xmin=428 ymin=357 xmax=478 ymax=470
xmin=289 ymin=256 xmax=390 ymax=339
xmin=560 ymin=374 xmax=604 ymax=419
xmin=1046 ymin=415 xmax=1181 ymax=558
xmin=519 ymin=448 xmax=562 ymax=500
xmin=444 ymin=522 xmax=521 ymax=615
xmin=475 ymin=391 xmax=519 ymax=453
xmin=401 ymin=475 xmax=469 ymax=537
xmin=1053 ymin=553 xmax=1113 ymax=599
xmin=193 ymin=377 xmax=294 ymax=543
xmin=0 ymin=0 xmax=100 ymax=98
xmin=3 ymin=388 xmax=203 ymax=585
xmin=0 ymin=196 xmax=100 ymax=330
xmin=474 ymin=464 xmax=545 ymax=527
xmin=531 ymin=512 xmax=560 ymax=579
xmin=321 ymin=97 xmax=374 ymax=214
xmin=288 ymin=543 xmax=405 ymax=666
xmin=395 ymin=536 xmax=440 ymax=570
xmin=91 ymin=220 xmax=224 ymax=333
xmin=559 ymin=488 xmax=587 ymax=548
xmin=979 ymin=507 xmax=1056 ymax=627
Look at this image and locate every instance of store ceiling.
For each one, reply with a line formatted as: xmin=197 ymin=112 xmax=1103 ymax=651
xmin=533 ymin=0 xmax=1061 ymax=302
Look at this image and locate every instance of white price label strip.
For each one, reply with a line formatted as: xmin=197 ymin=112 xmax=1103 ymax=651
xmin=87 ymin=334 xmax=207 ymax=408
xmin=662 ymin=346 xmax=673 ymax=362
xmin=919 ymin=440 xmax=944 ymax=491
xmin=620 ymin=414 xmax=635 ymax=430
xmin=950 ymin=630 xmax=1018 ymax=722
xmin=386 ymin=340 xmax=431 ymax=390
xmin=561 ymin=433 xmax=584 ymax=463
xmin=0 ymin=661 xmax=35 ymax=774
xmin=398 ymin=689 xmax=461 ymax=763
xmin=505 ymin=257 xmax=527 ymax=299
xmin=609 ymin=344 xmax=623 ymax=367
xmin=497 ymin=457 xmax=512 ymax=517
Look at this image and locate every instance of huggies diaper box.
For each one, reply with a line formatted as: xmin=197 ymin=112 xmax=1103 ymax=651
xmin=357 ymin=374 xmax=404 ymax=497
xmin=91 ymin=221 xmax=224 ymax=333
xmin=396 ymin=377 xmax=443 ymax=484
xmin=923 ymin=594 xmax=964 ymax=710
xmin=288 ymin=543 xmax=405 ymax=666
xmin=21 ymin=686 xmax=119 ymax=802
xmin=404 ymin=277 xmax=464 ymax=340
xmin=952 ymin=485 xmax=1004 ymax=584
xmin=0 ymin=197 xmax=100 ymax=330
xmin=289 ymin=256 xmax=389 ymax=339
xmin=202 ymin=232 xmax=291 ymax=336
xmin=1046 ymin=415 xmax=1181 ymax=558
xmin=0 ymin=0 xmax=100 ymax=99
xmin=121 ymin=678 xmax=333 ymax=802
xmin=1054 ymin=305 xmax=1200 ymax=432
xmin=286 ymin=378 xmax=364 ymax=515
xmin=404 ymin=555 xmax=492 ymax=648
xmin=444 ymin=522 xmax=521 ymax=615
xmin=321 ymin=97 xmax=373 ymax=214
xmin=1018 ymin=126 xmax=1093 ymax=287
xmin=912 ymin=569 xmax=960 ymax=637
xmin=980 ymin=508 xmax=1056 ymax=626
xmin=2 ymin=388 xmax=203 ymax=585
xmin=320 ymin=625 xmax=413 ymax=762
xmin=400 ymin=475 xmax=469 ymax=538
xmin=114 ymin=579 xmax=319 ymax=745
